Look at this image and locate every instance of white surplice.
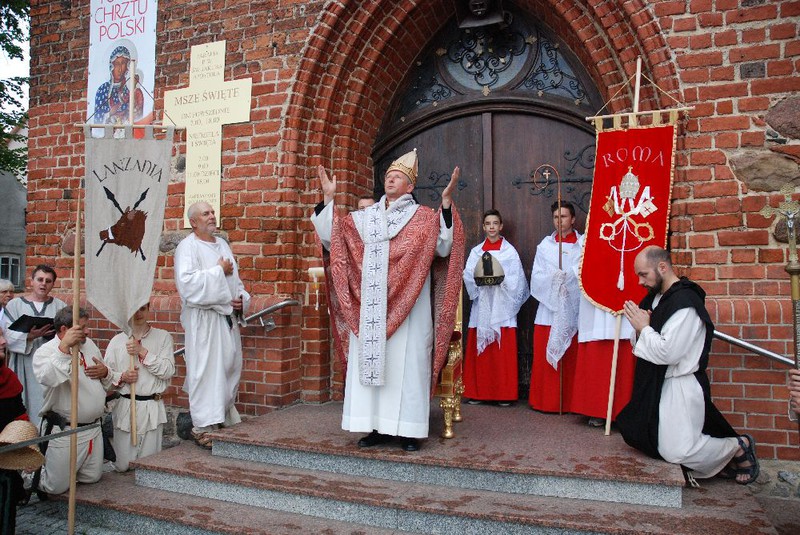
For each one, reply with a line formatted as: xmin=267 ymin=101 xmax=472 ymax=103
xmin=175 ymin=233 xmax=250 ymax=429
xmin=4 ymin=296 xmax=67 ymax=427
xmin=530 ymin=232 xmax=583 ymax=367
xmin=105 ymin=327 xmax=175 ymax=470
xmin=311 ymin=199 xmax=453 ymax=438
xmin=572 ymin=234 xmax=634 ymax=342
xmin=463 ymin=238 xmax=528 ymax=355
xmin=530 ymin=232 xmax=582 ymax=326
xmin=633 ymin=298 xmax=738 ymax=478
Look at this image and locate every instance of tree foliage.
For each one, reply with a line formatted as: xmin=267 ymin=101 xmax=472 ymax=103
xmin=0 ymin=0 xmax=30 ymax=179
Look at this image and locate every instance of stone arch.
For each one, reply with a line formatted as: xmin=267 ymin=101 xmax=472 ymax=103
xmin=286 ymin=1 xmax=678 ymax=189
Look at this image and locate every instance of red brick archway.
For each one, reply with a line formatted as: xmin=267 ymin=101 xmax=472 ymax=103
xmin=285 ymin=0 xmax=680 ymax=402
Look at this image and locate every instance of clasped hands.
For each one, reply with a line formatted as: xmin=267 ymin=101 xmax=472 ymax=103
xmin=622 ymin=300 xmax=651 ymax=334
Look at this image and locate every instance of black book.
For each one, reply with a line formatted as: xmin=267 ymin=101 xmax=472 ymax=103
xmin=7 ymin=315 xmax=55 ymax=334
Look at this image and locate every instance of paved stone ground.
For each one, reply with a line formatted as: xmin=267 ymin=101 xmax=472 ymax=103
xmin=15 ymin=494 xmax=131 ymax=535
xmin=750 ymin=460 xmax=800 ymax=535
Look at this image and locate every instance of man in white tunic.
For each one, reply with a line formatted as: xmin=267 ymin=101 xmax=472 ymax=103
xmin=311 ymin=150 xmax=464 ymax=451
xmin=5 ymin=265 xmax=67 ymax=427
xmin=32 ymin=307 xmax=112 ymax=495
xmin=619 ymin=246 xmax=759 ymax=484
xmin=105 ymin=302 xmax=175 ymax=470
xmin=175 ymin=202 xmax=250 ymax=449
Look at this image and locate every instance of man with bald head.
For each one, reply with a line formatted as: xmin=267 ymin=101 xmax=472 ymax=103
xmin=617 ymin=246 xmax=759 ymax=485
xmin=174 ymin=202 xmax=250 ymax=449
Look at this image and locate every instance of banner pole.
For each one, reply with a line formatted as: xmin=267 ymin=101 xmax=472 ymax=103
xmin=557 ymin=168 xmax=564 ymax=415
xmin=604 ymin=314 xmax=623 ymax=436
xmin=130 ymin=342 xmax=137 ymax=446
xmin=127 ymin=63 xmax=138 ymax=444
xmin=67 ymin=189 xmax=82 ymax=535
xmin=633 ymin=56 xmax=642 ymax=115
xmin=128 ymin=58 xmax=136 ymax=126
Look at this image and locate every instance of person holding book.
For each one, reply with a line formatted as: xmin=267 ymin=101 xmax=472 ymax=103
xmin=4 ymin=266 xmax=67 ymax=427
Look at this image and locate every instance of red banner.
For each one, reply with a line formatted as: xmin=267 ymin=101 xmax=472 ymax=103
xmin=580 ymin=124 xmax=676 ymax=313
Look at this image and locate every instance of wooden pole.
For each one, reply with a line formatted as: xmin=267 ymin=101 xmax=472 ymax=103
xmin=128 ymin=58 xmax=136 ymax=125
xmin=604 ymin=314 xmax=623 ymax=436
xmin=601 ymin=57 xmax=641 ymax=436
xmin=633 ymin=56 xmax=642 ymax=115
xmin=67 ymin=190 xmax=81 ymax=535
xmin=129 ymin=349 xmax=137 ymax=446
xmin=128 ymin=59 xmax=138 ymax=447
xmin=557 ymin=172 xmax=563 ymax=415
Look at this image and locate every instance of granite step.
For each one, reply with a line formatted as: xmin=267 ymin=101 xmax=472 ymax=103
xmin=130 ymin=441 xmax=777 ymax=535
xmin=63 ymin=470 xmax=407 ymax=535
xmin=208 ymin=402 xmax=685 ymax=508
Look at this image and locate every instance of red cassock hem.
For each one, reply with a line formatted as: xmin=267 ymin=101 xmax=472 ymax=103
xmin=463 ymin=327 xmax=519 ymax=401
xmin=569 ymin=340 xmax=635 ymax=420
xmin=528 ymin=325 xmax=578 ymax=413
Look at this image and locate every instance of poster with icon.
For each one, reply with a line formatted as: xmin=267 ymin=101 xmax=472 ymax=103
xmin=87 ymin=0 xmax=158 ymax=136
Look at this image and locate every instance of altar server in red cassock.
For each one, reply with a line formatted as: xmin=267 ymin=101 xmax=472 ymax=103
xmin=463 ymin=210 xmax=528 ymax=405
xmin=570 ymin=239 xmax=636 ymax=424
xmin=528 ymin=201 xmax=581 ymax=412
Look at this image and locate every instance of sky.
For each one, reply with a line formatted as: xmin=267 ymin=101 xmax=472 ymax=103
xmin=0 ymin=23 xmax=30 ymax=113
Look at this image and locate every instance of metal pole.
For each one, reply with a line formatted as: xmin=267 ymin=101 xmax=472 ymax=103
xmin=785 ymin=215 xmax=800 ymax=441
xmin=759 ymin=187 xmax=800 ymax=442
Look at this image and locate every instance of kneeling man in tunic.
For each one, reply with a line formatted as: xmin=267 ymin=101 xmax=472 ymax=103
xmin=618 ymin=246 xmax=759 ymax=485
xmin=105 ymin=302 xmax=175 ymax=470
xmin=33 ymin=307 xmax=112 ymax=495
xmin=311 ymin=150 xmax=465 ymax=451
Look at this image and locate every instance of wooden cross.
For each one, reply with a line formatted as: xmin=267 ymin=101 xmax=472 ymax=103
xmin=164 ymin=40 xmax=252 ymax=227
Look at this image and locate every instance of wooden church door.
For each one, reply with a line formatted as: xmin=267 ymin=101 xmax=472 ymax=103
xmin=373 ymin=6 xmax=602 ymax=398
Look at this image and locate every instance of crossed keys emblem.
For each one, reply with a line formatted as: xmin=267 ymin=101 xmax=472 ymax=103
xmin=600 ymin=166 xmax=657 ymax=290
xmin=96 ymin=186 xmax=149 ymax=260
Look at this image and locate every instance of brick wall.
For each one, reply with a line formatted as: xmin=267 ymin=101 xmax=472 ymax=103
xmin=27 ymin=0 xmax=800 ymax=458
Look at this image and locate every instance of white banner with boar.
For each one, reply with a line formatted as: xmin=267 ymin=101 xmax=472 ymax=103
xmin=85 ymin=125 xmax=172 ymax=333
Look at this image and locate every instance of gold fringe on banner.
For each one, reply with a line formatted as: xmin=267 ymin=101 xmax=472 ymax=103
xmin=590 ymin=108 xmax=687 ymax=132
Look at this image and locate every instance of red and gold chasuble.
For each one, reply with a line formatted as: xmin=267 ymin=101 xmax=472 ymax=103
xmin=325 ymin=203 xmax=465 ymax=392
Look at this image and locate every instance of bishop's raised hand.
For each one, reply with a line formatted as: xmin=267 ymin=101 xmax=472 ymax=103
xmin=441 ymin=166 xmax=460 ymax=209
xmin=318 ymin=165 xmax=337 ymax=205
